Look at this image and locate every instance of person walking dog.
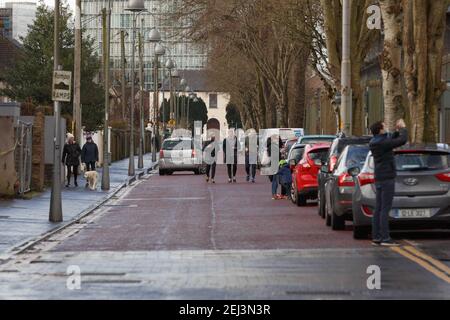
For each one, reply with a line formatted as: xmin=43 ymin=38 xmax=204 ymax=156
xmin=369 ymin=119 xmax=408 ymax=247
xmin=81 ymin=135 xmax=99 ymax=172
xmin=62 ymin=133 xmax=82 ymax=187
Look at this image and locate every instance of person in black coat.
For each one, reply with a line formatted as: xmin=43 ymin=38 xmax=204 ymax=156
xmin=203 ymin=135 xmax=218 ymax=183
xmin=62 ymin=133 xmax=82 ymax=187
xmin=369 ymin=119 xmax=408 ymax=247
xmin=81 ymin=135 xmax=99 ymax=172
xmin=223 ymin=131 xmax=239 ymax=183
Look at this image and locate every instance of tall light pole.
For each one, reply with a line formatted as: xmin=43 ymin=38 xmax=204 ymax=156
xmin=172 ymin=69 xmax=180 ymax=127
xmin=147 ymin=28 xmax=162 ymax=162
xmin=137 ymin=19 xmax=144 ymax=169
xmin=155 ymin=44 xmax=166 ymax=136
xmin=73 ymin=0 xmax=82 ymax=143
xmin=49 ymin=0 xmax=62 ymax=222
xmin=166 ymin=59 xmax=175 ymax=130
xmin=180 ymin=78 xmax=187 ymax=128
xmin=125 ymin=0 xmax=146 ymax=176
xmin=152 ymin=42 xmax=166 ymax=162
xmin=101 ymin=2 xmax=111 ymax=191
xmin=341 ymin=0 xmax=352 ymax=136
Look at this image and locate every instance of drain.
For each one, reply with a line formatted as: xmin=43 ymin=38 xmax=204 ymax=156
xmin=30 ymin=260 xmax=63 ymax=264
xmin=286 ymin=290 xmax=351 ymax=296
xmin=83 ymin=279 xmax=142 ymax=284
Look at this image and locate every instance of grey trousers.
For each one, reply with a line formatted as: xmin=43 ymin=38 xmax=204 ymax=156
xmin=373 ymin=179 xmax=395 ymax=241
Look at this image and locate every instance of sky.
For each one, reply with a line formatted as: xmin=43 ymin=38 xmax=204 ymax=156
xmin=0 ymin=0 xmax=76 ymax=10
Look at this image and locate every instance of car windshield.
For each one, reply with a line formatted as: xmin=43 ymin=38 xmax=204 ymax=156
xmin=346 ymin=147 xmax=370 ymax=169
xmin=395 ymin=152 xmax=449 ymax=171
xmin=289 ymin=147 xmax=305 ymax=163
xmin=308 ymin=148 xmax=329 ymax=163
xmin=162 ymin=140 xmax=193 ymax=150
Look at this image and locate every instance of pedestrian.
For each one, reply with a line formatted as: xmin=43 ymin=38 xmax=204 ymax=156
xmin=245 ymin=130 xmax=258 ymax=183
xmin=81 ymin=134 xmax=99 ymax=172
xmin=203 ymin=135 xmax=218 ymax=184
xmin=223 ymin=130 xmax=239 ymax=183
xmin=369 ymin=119 xmax=408 ymax=247
xmin=62 ymin=133 xmax=82 ymax=187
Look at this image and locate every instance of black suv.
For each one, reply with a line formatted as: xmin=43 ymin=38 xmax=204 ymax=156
xmin=317 ymin=136 xmax=372 ymax=219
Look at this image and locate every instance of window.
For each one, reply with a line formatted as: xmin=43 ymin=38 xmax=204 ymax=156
xmin=209 ymin=93 xmax=218 ymax=109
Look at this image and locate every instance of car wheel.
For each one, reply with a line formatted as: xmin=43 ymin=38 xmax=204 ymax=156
xmin=297 ymin=194 xmax=307 ymax=207
xmin=318 ymin=189 xmax=325 ymax=218
xmin=194 ymin=169 xmax=201 ymax=175
xmin=291 ymin=182 xmax=297 ymax=205
xmin=325 ymin=200 xmax=331 ymax=227
xmin=159 ymin=170 xmax=165 ymax=176
xmin=166 ymin=171 xmax=173 ymax=176
xmin=353 ymin=225 xmax=370 ymax=240
xmin=331 ymin=203 xmax=346 ymax=231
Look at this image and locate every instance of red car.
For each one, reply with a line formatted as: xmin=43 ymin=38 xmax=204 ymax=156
xmin=290 ymin=143 xmax=331 ymax=206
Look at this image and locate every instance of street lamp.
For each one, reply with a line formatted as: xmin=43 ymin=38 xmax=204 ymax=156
xmin=171 ymin=69 xmax=180 ymax=127
xmin=184 ymin=85 xmax=191 ymax=128
xmin=165 ymin=58 xmax=175 ymax=128
xmin=125 ymin=0 xmax=146 ymax=176
xmin=147 ymin=28 xmax=163 ymax=162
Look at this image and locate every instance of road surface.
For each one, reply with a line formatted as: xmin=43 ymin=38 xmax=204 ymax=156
xmin=0 ymin=165 xmax=449 ymax=299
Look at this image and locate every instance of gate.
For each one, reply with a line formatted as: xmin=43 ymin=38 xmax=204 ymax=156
xmin=15 ymin=120 xmax=32 ymax=195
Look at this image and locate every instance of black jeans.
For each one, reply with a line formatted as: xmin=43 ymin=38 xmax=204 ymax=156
xmin=206 ymin=162 xmax=216 ymax=179
xmin=373 ymin=179 xmax=395 ymax=242
xmin=227 ymin=164 xmax=237 ymax=179
xmin=66 ymin=165 xmax=79 ymax=184
xmin=245 ymin=156 xmax=256 ymax=178
xmin=85 ymin=161 xmax=96 ymax=171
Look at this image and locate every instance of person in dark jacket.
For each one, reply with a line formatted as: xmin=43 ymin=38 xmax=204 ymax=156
xmin=223 ymin=130 xmax=239 ymax=183
xmin=203 ymin=135 xmax=218 ymax=183
xmin=369 ymin=119 xmax=408 ymax=247
xmin=62 ymin=133 xmax=82 ymax=187
xmin=81 ymin=135 xmax=99 ymax=172
xmin=245 ymin=131 xmax=258 ymax=183
xmin=276 ymin=160 xmax=292 ymax=200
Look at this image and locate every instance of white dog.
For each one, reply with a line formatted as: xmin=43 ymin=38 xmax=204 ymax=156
xmin=84 ymin=171 xmax=98 ymax=191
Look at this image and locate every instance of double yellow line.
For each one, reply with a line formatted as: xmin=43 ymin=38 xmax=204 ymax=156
xmin=391 ymin=245 xmax=450 ymax=284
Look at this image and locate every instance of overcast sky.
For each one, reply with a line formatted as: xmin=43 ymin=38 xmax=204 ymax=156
xmin=0 ymin=0 xmax=76 ymax=10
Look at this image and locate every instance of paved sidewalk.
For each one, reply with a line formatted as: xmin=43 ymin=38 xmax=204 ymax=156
xmin=0 ymin=154 xmax=157 ymax=256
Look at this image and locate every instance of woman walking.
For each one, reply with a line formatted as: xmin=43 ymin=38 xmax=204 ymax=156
xmin=223 ymin=130 xmax=239 ymax=183
xmin=62 ymin=133 xmax=82 ymax=187
xmin=203 ymin=135 xmax=218 ymax=183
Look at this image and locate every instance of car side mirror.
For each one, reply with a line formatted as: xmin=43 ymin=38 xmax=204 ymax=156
xmin=348 ymin=167 xmax=361 ymax=177
xmin=320 ymin=165 xmax=329 ymax=173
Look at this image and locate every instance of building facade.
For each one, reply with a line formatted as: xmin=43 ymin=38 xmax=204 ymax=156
xmin=4 ymin=2 xmax=36 ymax=42
xmin=82 ymin=0 xmax=208 ymax=90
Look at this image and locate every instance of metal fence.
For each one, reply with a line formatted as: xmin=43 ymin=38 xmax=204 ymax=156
xmin=15 ymin=120 xmax=32 ymax=195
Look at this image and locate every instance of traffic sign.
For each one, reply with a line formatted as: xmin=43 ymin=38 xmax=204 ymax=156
xmin=52 ymin=70 xmax=72 ymax=102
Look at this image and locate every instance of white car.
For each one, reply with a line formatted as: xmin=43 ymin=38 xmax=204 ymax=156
xmin=158 ymin=137 xmax=202 ymax=176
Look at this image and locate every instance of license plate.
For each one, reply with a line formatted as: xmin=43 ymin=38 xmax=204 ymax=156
xmin=392 ymin=209 xmax=432 ymax=219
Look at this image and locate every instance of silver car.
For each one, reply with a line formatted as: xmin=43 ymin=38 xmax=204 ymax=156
xmin=349 ymin=144 xmax=450 ymax=239
xmin=158 ymin=137 xmax=202 ymax=176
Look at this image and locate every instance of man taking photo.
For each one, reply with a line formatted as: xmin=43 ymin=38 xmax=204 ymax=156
xmin=369 ymin=119 xmax=408 ymax=247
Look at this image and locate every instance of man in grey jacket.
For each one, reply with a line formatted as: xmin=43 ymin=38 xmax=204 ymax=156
xmin=369 ymin=119 xmax=408 ymax=247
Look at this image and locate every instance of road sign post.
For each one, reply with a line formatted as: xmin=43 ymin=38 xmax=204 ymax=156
xmin=52 ymin=70 xmax=72 ymax=102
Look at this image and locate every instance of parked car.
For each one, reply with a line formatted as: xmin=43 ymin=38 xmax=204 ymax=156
xmin=297 ymin=135 xmax=336 ymax=145
xmin=349 ymin=144 xmax=450 ymax=239
xmin=159 ymin=137 xmax=202 ymax=175
xmin=282 ymin=138 xmax=299 ymax=159
xmin=290 ymin=143 xmax=331 ymax=206
xmin=323 ymin=144 xmax=370 ymax=230
xmin=317 ymin=136 xmax=372 ymax=219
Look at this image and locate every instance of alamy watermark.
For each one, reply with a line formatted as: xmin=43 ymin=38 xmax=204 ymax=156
xmin=366 ymin=265 xmax=381 ymax=290
xmin=367 ymin=5 xmax=381 ymax=30
xmin=66 ymin=265 xmax=81 ymax=290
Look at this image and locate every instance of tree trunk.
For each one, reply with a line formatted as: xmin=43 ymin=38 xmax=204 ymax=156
xmin=379 ymin=0 xmax=404 ymax=132
xmin=289 ymin=50 xmax=308 ymax=128
xmin=351 ymin=59 xmax=364 ymax=136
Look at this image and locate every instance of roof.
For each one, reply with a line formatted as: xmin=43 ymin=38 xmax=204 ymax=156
xmin=161 ymin=69 xmax=219 ymax=92
xmin=0 ymin=35 xmax=22 ymax=76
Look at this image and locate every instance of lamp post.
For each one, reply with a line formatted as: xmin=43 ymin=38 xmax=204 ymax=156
xmin=341 ymin=0 xmax=352 ymax=136
xmin=147 ymin=30 xmax=163 ymax=162
xmin=166 ymin=59 xmax=175 ymax=130
xmin=171 ymin=69 xmax=180 ymax=127
xmin=180 ymin=79 xmax=187 ymax=128
xmin=125 ymin=0 xmax=146 ymax=176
